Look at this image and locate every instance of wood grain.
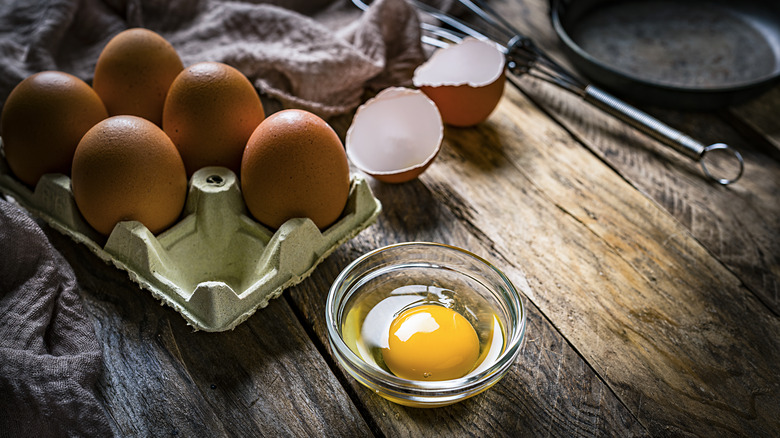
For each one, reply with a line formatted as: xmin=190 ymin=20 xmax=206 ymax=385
xmin=413 ymin=81 xmax=780 ymax=436
xmin=286 ymin=176 xmax=648 ymax=437
xmin=732 ymin=87 xmax=780 ymax=155
xmin=488 ymin=0 xmax=780 ymax=315
xmin=46 ymin=228 xmax=373 ymax=437
xmin=5 ymin=1 xmax=776 ymax=436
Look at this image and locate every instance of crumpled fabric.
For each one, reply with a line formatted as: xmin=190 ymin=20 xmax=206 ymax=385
xmin=0 ymin=0 xmax=427 ymax=118
xmin=0 ymin=1 xmax=431 ymax=435
xmin=0 ymin=198 xmax=112 ymax=437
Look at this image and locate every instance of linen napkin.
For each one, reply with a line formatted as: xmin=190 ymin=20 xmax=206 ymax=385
xmin=0 ymin=0 xmax=427 ymax=118
xmin=0 ymin=0 xmax=430 ymax=436
xmin=0 ymin=199 xmax=112 ymax=437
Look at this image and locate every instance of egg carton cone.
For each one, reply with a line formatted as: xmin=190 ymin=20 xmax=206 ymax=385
xmin=0 ymin=141 xmax=381 ymax=331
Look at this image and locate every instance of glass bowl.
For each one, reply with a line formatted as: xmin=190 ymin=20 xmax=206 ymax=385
xmin=325 ymin=242 xmax=526 ymax=408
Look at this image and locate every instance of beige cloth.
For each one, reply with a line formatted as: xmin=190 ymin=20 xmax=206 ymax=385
xmin=0 ymin=0 xmax=426 ymax=119
xmin=0 ymin=1 xmax=430 ymax=436
xmin=1 ymin=199 xmax=113 ymax=437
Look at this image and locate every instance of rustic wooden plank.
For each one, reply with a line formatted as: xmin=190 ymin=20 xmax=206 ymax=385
xmin=488 ymin=0 xmax=780 ymax=316
xmin=8 ymin=2 xmax=774 ymax=437
xmin=413 ymin=85 xmax=780 ymax=436
xmin=44 ymin=227 xmax=373 ymax=437
xmin=732 ymin=87 xmax=780 ymax=155
xmin=513 ymin=75 xmax=780 ymax=314
xmin=286 ymin=178 xmax=648 ymax=437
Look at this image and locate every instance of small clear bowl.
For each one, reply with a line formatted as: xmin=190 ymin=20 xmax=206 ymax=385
xmin=326 ymin=242 xmax=526 ymax=408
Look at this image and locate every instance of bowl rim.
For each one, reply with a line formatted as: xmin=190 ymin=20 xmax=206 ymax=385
xmin=325 ymin=241 xmax=526 ymax=397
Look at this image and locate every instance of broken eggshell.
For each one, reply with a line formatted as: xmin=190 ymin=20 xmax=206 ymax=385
xmin=413 ymin=37 xmax=506 ymax=127
xmin=345 ymin=87 xmax=443 ymax=184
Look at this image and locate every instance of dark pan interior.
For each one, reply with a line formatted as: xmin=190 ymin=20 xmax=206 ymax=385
xmin=552 ymin=0 xmax=780 ymax=109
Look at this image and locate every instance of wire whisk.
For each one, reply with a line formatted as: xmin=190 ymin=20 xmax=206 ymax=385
xmin=352 ymin=0 xmax=744 ymax=185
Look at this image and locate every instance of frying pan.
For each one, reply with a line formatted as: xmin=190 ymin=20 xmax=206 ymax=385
xmin=551 ymin=0 xmax=780 ymax=109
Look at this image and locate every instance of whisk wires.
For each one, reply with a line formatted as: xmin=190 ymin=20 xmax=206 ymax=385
xmin=352 ymin=0 xmax=586 ymax=95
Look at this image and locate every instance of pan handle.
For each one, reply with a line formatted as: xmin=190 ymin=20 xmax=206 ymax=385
xmin=583 ymin=85 xmax=744 ymax=184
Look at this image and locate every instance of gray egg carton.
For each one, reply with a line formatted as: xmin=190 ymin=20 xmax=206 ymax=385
xmin=0 ymin=143 xmax=381 ymax=331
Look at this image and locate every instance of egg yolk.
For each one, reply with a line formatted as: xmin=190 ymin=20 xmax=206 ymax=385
xmin=382 ymin=304 xmax=480 ymax=381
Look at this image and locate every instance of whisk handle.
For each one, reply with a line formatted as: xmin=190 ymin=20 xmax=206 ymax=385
xmin=583 ymin=85 xmax=704 ymax=160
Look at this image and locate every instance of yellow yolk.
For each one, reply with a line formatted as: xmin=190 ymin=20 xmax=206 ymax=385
xmin=382 ymin=304 xmax=480 ymax=381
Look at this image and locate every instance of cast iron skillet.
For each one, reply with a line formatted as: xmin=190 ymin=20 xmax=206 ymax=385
xmin=551 ymin=0 xmax=780 ymax=109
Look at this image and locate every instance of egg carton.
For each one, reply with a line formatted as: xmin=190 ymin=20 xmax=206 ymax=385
xmin=0 ymin=143 xmax=381 ymax=331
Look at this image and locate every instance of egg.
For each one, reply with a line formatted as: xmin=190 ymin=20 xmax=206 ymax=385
xmin=71 ymin=115 xmax=187 ymax=236
xmin=413 ymin=38 xmax=506 ymax=127
xmin=0 ymin=71 xmax=108 ymax=187
xmin=382 ymin=304 xmax=480 ymax=381
xmin=345 ymin=87 xmax=442 ymax=183
xmin=163 ymin=62 xmax=265 ymax=176
xmin=93 ymin=28 xmax=184 ymax=126
xmin=241 ymin=109 xmax=350 ymax=230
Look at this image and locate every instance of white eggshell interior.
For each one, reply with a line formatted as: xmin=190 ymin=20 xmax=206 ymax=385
xmin=346 ymin=87 xmax=443 ymax=174
xmin=413 ymin=37 xmax=505 ymax=88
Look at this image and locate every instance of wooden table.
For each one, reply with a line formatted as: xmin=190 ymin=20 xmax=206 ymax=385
xmin=42 ymin=0 xmax=779 ymax=436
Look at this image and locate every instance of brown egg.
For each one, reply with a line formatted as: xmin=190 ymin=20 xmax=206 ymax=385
xmin=163 ymin=62 xmax=265 ymax=176
xmin=0 ymin=71 xmax=108 ymax=187
xmin=241 ymin=109 xmax=350 ymax=230
xmin=93 ymin=28 xmax=184 ymax=126
xmin=71 ymin=115 xmax=187 ymax=236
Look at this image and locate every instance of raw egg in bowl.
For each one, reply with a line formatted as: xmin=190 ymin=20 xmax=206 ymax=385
xmin=326 ymin=242 xmax=526 ymax=407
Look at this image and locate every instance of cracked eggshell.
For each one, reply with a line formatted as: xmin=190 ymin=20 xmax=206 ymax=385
xmin=413 ymin=38 xmax=506 ymax=127
xmin=345 ymin=87 xmax=443 ymax=184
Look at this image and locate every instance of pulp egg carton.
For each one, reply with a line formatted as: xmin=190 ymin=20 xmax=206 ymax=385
xmin=0 ymin=144 xmax=381 ymax=332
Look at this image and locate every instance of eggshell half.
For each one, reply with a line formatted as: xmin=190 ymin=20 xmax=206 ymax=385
xmin=413 ymin=38 xmax=506 ymax=127
xmin=345 ymin=87 xmax=443 ymax=184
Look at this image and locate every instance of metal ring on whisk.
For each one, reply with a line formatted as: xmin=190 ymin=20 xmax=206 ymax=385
xmin=700 ymin=143 xmax=744 ymax=185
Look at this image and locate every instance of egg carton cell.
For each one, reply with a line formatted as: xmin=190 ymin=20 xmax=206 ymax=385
xmin=0 ymin=142 xmax=382 ymax=331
